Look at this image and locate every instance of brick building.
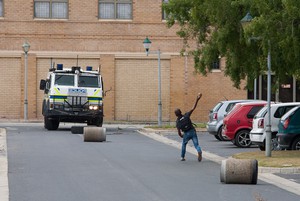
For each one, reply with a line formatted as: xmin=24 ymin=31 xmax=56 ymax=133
xmin=0 ymin=0 xmax=247 ymax=123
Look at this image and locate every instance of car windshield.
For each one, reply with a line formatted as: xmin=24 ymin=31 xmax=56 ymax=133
xmin=55 ymin=75 xmax=74 ymax=86
xmin=254 ymin=106 xmax=267 ymax=118
xmin=226 ymin=103 xmax=237 ymax=113
xmin=226 ymin=103 xmax=242 ymax=116
xmin=78 ymin=75 xmax=99 ymax=88
xmin=281 ymin=106 xmax=300 ymax=121
xmin=212 ymin=102 xmax=223 ymax=112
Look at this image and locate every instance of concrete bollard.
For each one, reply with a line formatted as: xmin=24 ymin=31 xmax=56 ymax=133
xmin=220 ymin=158 xmax=258 ymax=184
xmin=83 ymin=127 xmax=106 ymax=142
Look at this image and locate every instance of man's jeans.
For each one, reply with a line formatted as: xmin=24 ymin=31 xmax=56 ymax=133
xmin=181 ymin=129 xmax=202 ymax=158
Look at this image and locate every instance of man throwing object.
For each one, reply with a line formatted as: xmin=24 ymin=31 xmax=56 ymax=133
xmin=175 ymin=93 xmax=202 ymax=162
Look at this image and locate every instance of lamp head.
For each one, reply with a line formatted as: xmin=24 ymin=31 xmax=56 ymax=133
xmin=240 ymin=12 xmax=253 ymax=30
xmin=22 ymin=41 xmax=31 ymax=53
xmin=143 ymin=37 xmax=152 ymax=55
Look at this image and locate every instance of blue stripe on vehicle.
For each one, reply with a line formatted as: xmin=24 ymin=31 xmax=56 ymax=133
xmin=50 ymin=95 xmax=67 ymax=99
xmin=88 ymin=97 xmax=103 ymax=101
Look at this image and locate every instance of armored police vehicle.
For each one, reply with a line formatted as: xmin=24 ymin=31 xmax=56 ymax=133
xmin=40 ymin=64 xmax=104 ymax=130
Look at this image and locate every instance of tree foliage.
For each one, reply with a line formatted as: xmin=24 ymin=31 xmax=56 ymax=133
xmin=163 ymin=0 xmax=300 ymax=89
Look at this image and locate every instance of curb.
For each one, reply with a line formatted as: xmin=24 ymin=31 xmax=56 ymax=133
xmin=259 ymin=166 xmax=300 ymax=174
xmin=0 ymin=128 xmax=9 ymax=201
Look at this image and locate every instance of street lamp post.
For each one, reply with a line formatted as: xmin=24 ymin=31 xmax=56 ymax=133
xmin=241 ymin=12 xmax=272 ymax=157
xmin=143 ymin=37 xmax=162 ymax=126
xmin=22 ymin=41 xmax=30 ymax=121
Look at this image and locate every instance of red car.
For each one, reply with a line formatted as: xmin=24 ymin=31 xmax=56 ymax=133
xmin=222 ymin=101 xmax=267 ymax=148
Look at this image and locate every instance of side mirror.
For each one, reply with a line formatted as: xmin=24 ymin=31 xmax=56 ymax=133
xmin=40 ymin=80 xmax=46 ymax=90
xmin=104 ymin=87 xmax=112 ymax=96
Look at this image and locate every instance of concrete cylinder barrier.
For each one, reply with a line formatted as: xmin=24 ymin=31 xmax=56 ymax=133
xmin=220 ymin=158 xmax=258 ymax=184
xmin=83 ymin=127 xmax=106 ymax=142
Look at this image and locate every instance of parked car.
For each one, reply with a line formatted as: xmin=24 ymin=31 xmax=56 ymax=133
xmin=250 ymin=102 xmax=300 ymax=151
xmin=277 ymin=106 xmax=300 ymax=150
xmin=222 ymin=101 xmax=267 ymax=148
xmin=206 ymin=99 xmax=257 ymax=141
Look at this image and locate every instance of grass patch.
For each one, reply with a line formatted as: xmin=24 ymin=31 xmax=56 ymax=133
xmin=232 ymin=151 xmax=300 ymax=168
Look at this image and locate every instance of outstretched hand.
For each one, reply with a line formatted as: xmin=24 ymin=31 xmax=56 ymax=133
xmin=197 ymin=93 xmax=202 ymax=100
xmin=190 ymin=93 xmax=202 ymax=113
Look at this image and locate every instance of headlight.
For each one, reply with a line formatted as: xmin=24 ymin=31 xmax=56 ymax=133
xmin=53 ymin=103 xmax=64 ymax=109
xmin=89 ymin=105 xmax=99 ymax=110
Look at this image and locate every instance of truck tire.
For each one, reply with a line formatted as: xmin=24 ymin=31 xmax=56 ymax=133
xmin=44 ymin=117 xmax=59 ymax=130
xmin=94 ymin=117 xmax=103 ymax=127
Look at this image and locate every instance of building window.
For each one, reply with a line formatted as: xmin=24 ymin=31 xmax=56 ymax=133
xmin=162 ymin=0 xmax=169 ymax=20
xmin=0 ymin=0 xmax=3 ymax=17
xmin=99 ymin=0 xmax=132 ymax=20
xmin=212 ymin=61 xmax=220 ymax=70
xmin=34 ymin=0 xmax=68 ymax=19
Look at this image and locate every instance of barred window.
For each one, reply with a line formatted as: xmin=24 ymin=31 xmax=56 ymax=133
xmin=162 ymin=0 xmax=169 ymax=20
xmin=34 ymin=0 xmax=68 ymax=19
xmin=99 ymin=0 xmax=132 ymax=19
xmin=0 ymin=0 xmax=3 ymax=17
xmin=212 ymin=61 xmax=220 ymax=70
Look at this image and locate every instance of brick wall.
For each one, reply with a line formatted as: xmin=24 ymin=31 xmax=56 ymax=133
xmin=115 ymin=57 xmax=170 ymax=122
xmin=0 ymin=0 xmax=247 ymax=123
xmin=0 ymin=57 xmax=22 ymax=119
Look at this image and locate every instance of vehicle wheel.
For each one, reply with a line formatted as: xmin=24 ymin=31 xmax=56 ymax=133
xmin=44 ymin=117 xmax=59 ymax=130
xmin=291 ymin=137 xmax=300 ymax=150
xmin=95 ymin=117 xmax=103 ymax=127
xmin=235 ymin=130 xmax=252 ymax=148
xmin=214 ymin=134 xmax=221 ymax=141
xmin=90 ymin=117 xmax=103 ymax=127
xmin=271 ymin=137 xmax=281 ymax=151
xmin=217 ymin=126 xmax=229 ymax=141
xmin=259 ymin=145 xmax=265 ymax=151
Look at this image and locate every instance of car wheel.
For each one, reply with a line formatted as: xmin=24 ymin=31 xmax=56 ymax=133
xmin=259 ymin=145 xmax=265 ymax=151
xmin=235 ymin=130 xmax=252 ymax=148
xmin=271 ymin=137 xmax=282 ymax=151
xmin=291 ymin=137 xmax=300 ymax=150
xmin=214 ymin=134 xmax=221 ymax=141
xmin=217 ymin=126 xmax=228 ymax=141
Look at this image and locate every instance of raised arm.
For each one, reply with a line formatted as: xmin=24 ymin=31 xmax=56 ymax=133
xmin=189 ymin=93 xmax=202 ymax=115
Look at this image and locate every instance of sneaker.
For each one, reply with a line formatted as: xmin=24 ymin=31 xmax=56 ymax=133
xmin=181 ymin=158 xmax=186 ymax=161
xmin=198 ymin=152 xmax=202 ymax=162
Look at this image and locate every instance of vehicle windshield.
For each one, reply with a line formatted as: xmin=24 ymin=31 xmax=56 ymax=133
xmin=78 ymin=75 xmax=99 ymax=88
xmin=281 ymin=106 xmax=299 ymax=121
xmin=55 ymin=75 xmax=74 ymax=86
xmin=254 ymin=106 xmax=267 ymax=118
xmin=226 ymin=103 xmax=237 ymax=113
xmin=212 ymin=102 xmax=223 ymax=112
xmin=226 ymin=104 xmax=242 ymax=116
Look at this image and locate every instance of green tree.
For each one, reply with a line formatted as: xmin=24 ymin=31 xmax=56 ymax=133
xmin=163 ymin=0 xmax=300 ymax=89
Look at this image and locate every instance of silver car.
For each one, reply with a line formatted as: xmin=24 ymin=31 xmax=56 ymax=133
xmin=207 ymin=100 xmax=256 ymax=141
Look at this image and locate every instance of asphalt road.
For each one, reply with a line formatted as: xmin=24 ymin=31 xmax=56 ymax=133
xmin=4 ymin=123 xmax=300 ymax=201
